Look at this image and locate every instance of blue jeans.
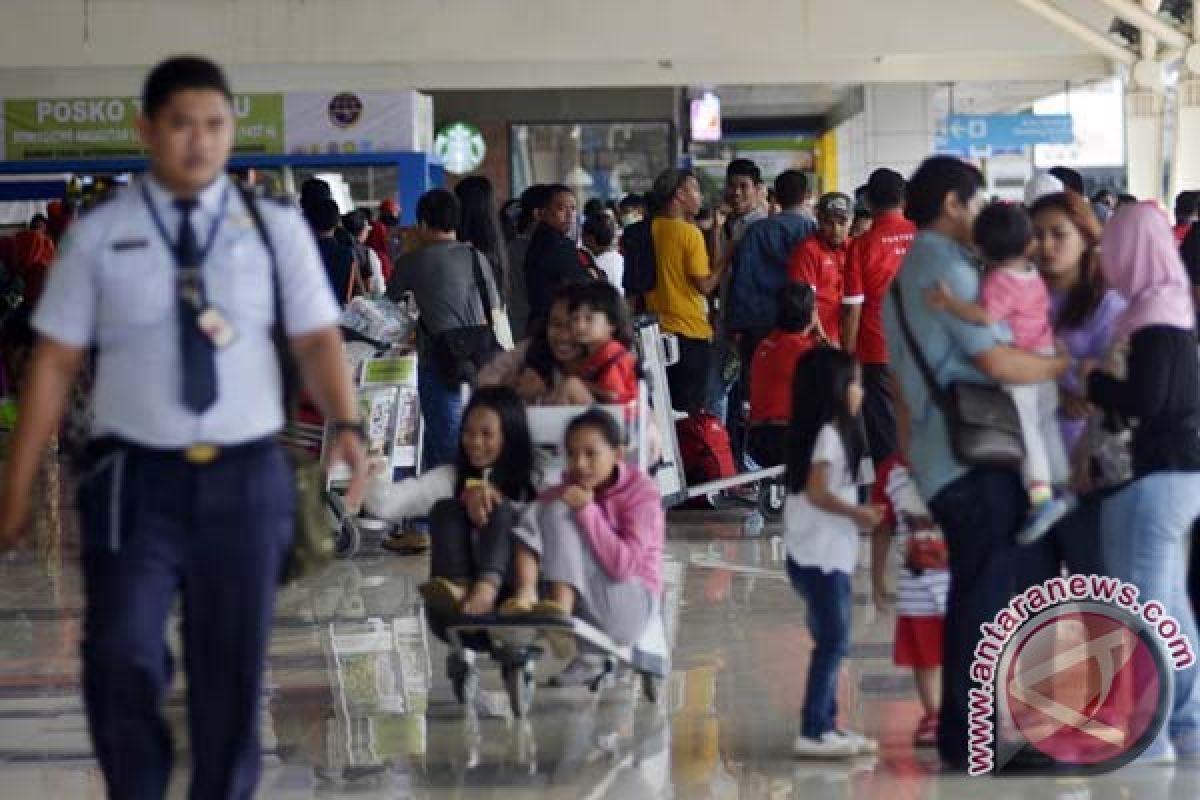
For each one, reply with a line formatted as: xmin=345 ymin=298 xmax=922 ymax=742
xmin=927 ymin=467 xmax=1055 ymax=768
xmin=1100 ymin=471 xmax=1200 ymax=755
xmin=787 ymin=560 xmax=852 ymax=739
xmin=418 ymin=354 xmax=463 ymax=470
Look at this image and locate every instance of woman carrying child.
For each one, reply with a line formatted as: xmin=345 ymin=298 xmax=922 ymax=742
xmin=478 ymin=283 xmax=594 ymax=406
xmin=927 ymin=202 xmax=1075 ymax=544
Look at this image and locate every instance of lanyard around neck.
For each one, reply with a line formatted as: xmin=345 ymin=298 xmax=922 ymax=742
xmin=140 ymin=180 xmax=230 ymax=268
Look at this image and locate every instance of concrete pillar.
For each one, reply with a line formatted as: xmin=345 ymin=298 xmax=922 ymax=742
xmin=1172 ymin=78 xmax=1200 ymax=200
xmin=1170 ymin=0 xmax=1200 ymax=199
xmin=862 ymin=84 xmax=938 ymax=184
xmin=1125 ymin=87 xmax=1167 ymax=201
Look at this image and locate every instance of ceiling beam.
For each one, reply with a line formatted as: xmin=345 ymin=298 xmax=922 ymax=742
xmin=1009 ymin=0 xmax=1138 ymax=64
xmin=1091 ymin=0 xmax=1192 ymax=49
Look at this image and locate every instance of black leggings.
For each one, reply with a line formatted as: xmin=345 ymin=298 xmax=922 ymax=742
xmin=429 ymin=497 xmax=517 ymax=588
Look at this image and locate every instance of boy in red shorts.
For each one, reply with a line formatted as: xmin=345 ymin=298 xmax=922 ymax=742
xmin=870 ymin=454 xmax=950 ymax=748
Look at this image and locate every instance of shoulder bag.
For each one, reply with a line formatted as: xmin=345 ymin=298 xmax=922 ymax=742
xmin=422 ymin=247 xmax=504 ymax=386
xmin=889 ymin=282 xmax=1026 ymax=469
xmin=242 ymin=191 xmax=334 ymax=585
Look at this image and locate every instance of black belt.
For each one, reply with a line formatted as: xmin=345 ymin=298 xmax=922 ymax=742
xmin=88 ymin=436 xmax=278 ymax=465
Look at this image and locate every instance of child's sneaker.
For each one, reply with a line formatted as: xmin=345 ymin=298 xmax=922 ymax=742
xmin=1016 ymin=494 xmax=1077 ymax=546
xmin=793 ymin=731 xmax=860 ymax=759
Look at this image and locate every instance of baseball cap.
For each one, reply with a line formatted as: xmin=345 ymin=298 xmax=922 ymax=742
xmin=816 ymin=192 xmax=853 ymax=219
xmin=379 ymin=198 xmax=400 ymax=217
xmin=1024 ymin=173 xmax=1064 ymax=207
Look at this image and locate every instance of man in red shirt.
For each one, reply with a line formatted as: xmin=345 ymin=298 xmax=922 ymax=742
xmin=787 ymin=192 xmax=854 ymax=346
xmin=842 ymin=168 xmax=916 ymax=463
xmin=747 ymin=282 xmax=819 ymax=468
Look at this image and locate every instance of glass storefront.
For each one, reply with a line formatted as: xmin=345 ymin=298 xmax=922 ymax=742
xmin=509 ymin=122 xmax=673 ymax=204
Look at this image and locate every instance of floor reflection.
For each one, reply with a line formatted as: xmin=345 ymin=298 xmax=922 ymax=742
xmin=1 ymin=489 xmax=1200 ymax=798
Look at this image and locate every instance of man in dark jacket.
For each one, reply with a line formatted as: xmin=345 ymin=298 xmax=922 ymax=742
xmin=726 ymin=169 xmax=816 ymax=466
xmin=523 ymin=184 xmax=594 ymax=325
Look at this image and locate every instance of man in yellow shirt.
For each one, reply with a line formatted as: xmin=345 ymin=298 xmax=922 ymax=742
xmin=647 ymin=168 xmax=726 ymax=412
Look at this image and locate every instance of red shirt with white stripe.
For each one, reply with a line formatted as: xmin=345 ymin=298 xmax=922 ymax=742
xmin=843 ymin=210 xmax=915 ymax=364
xmin=787 ymin=234 xmax=852 ymax=347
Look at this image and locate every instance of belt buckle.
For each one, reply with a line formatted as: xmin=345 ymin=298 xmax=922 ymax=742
xmin=184 ymin=444 xmax=220 ymax=465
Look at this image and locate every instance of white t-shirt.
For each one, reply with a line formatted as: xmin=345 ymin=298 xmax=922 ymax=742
xmin=784 ymin=424 xmax=862 ymax=575
xmin=593 ymin=250 xmax=625 ymax=294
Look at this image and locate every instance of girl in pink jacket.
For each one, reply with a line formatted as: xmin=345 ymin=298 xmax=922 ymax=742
xmin=508 ymin=409 xmax=664 ymax=648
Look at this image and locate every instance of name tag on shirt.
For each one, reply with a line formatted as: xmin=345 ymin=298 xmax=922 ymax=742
xmin=111 ymin=238 xmax=149 ymax=252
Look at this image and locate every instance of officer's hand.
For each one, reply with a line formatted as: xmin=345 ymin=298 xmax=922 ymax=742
xmin=329 ymin=431 xmax=369 ymax=515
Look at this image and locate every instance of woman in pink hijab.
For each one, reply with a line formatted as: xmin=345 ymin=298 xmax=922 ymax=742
xmin=1083 ymin=202 xmax=1200 ymax=764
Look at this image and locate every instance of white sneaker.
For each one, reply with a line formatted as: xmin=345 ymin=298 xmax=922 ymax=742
xmin=793 ymin=732 xmax=860 ymax=759
xmin=836 ymin=729 xmax=879 ymax=755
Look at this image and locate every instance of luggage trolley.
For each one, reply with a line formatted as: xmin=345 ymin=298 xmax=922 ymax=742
xmin=428 ymin=390 xmax=677 ymax=718
xmin=283 ymin=296 xmax=423 ymax=559
xmin=631 ymin=316 xmax=785 ymax=518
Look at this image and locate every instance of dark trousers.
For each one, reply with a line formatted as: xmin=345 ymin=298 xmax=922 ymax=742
xmin=1190 ymin=519 xmax=1200 ymax=618
xmin=927 ymin=467 xmax=1055 ymax=769
xmin=429 ymin=497 xmax=517 ymax=588
xmin=731 ymin=327 xmax=771 ymax=467
xmin=1045 ymin=491 xmax=1108 ymax=578
xmin=666 ymin=335 xmax=713 ymax=414
xmin=78 ymin=442 xmax=294 ymax=800
xmin=787 ymin=559 xmax=853 ymax=739
xmin=747 ymin=423 xmax=789 ymax=468
xmin=861 ymin=364 xmax=898 ymax=465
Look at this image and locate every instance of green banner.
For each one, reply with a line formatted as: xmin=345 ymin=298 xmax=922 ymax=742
xmin=3 ymin=94 xmax=285 ymax=160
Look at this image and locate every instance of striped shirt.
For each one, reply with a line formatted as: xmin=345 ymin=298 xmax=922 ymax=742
xmin=873 ymin=457 xmax=949 ymax=618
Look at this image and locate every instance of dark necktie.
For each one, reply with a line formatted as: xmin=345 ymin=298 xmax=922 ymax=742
xmin=174 ymin=197 xmax=218 ymax=413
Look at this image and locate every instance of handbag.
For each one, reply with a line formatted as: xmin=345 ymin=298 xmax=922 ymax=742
xmin=241 ymin=190 xmax=334 ymax=585
xmin=904 ymin=527 xmax=950 ymax=573
xmin=890 ymin=282 xmax=1026 ymax=469
xmin=423 ymin=247 xmax=504 ymax=386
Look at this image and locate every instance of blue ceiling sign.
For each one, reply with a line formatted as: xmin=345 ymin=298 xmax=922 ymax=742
xmin=936 ymin=114 xmax=1074 ymax=157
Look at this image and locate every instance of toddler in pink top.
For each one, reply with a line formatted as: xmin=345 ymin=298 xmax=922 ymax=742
xmin=928 ymin=202 xmax=1074 ymax=544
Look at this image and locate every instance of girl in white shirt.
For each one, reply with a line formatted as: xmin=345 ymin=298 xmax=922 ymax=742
xmin=784 ymin=347 xmax=884 ymax=760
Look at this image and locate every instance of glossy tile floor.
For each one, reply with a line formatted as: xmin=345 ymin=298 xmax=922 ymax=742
xmin=1 ymin=464 xmax=1198 ymax=798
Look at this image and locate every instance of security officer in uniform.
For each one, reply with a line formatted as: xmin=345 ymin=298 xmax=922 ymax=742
xmin=0 ymin=57 xmax=367 ymax=799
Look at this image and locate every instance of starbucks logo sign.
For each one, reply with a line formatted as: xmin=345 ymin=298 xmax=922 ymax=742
xmin=435 ymin=122 xmax=486 ymax=175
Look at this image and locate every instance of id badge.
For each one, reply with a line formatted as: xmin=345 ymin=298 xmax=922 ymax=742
xmin=197 ymin=307 xmax=238 ymax=349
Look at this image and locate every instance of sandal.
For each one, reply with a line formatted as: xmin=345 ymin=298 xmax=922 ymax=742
xmin=418 ymin=577 xmax=466 ymax=617
xmin=497 ymin=597 xmax=535 ymax=616
xmin=382 ymin=530 xmax=431 ymax=555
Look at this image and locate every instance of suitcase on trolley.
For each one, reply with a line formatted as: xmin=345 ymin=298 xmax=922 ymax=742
xmin=675 ymin=411 xmax=736 ymax=508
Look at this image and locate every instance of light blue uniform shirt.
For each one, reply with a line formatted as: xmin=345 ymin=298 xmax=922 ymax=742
xmin=882 ymin=230 xmax=1009 ymax=502
xmin=32 ymin=174 xmax=340 ymax=448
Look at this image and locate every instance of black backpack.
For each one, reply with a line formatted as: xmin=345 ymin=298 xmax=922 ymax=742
xmin=621 ymin=218 xmax=657 ymax=297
